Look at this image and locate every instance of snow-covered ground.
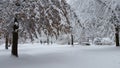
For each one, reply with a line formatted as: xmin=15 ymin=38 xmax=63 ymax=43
xmin=0 ymin=43 xmax=120 ymax=68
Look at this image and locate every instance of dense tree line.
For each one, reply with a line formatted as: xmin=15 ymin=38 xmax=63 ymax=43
xmin=68 ymin=0 xmax=120 ymax=46
xmin=0 ymin=0 xmax=80 ymax=45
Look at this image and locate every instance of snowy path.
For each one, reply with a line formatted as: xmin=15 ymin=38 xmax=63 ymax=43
xmin=0 ymin=44 xmax=120 ymax=68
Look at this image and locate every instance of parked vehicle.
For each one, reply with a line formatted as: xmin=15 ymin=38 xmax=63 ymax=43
xmin=94 ymin=37 xmax=114 ymax=45
xmin=94 ymin=38 xmax=102 ymax=45
xmin=81 ymin=42 xmax=90 ymax=46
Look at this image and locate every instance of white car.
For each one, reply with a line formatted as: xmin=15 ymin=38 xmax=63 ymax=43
xmin=101 ymin=38 xmax=114 ymax=45
xmin=81 ymin=42 xmax=90 ymax=46
xmin=94 ymin=38 xmax=114 ymax=45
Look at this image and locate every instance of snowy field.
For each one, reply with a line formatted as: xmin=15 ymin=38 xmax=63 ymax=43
xmin=0 ymin=43 xmax=120 ymax=68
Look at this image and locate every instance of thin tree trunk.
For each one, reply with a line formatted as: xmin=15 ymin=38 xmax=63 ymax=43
xmin=115 ymin=26 xmax=119 ymax=47
xmin=71 ymin=34 xmax=74 ymax=46
xmin=47 ymin=36 xmax=49 ymax=45
xmin=5 ymin=34 xmax=8 ymax=49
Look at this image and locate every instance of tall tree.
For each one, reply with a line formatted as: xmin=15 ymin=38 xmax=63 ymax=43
xmin=0 ymin=0 xmax=79 ymax=44
xmin=95 ymin=0 xmax=120 ymax=46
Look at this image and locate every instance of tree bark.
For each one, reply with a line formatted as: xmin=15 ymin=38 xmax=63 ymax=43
xmin=115 ymin=27 xmax=119 ymax=47
xmin=5 ymin=34 xmax=9 ymax=49
xmin=12 ymin=31 xmax=18 ymax=57
xmin=71 ymin=34 xmax=74 ymax=46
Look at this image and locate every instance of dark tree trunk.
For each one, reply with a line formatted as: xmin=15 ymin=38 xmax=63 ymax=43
xmin=71 ymin=34 xmax=74 ymax=46
xmin=5 ymin=34 xmax=8 ymax=49
xmin=11 ymin=17 xmax=19 ymax=57
xmin=12 ymin=31 xmax=18 ymax=57
xmin=40 ymin=40 xmax=42 ymax=44
xmin=115 ymin=26 xmax=119 ymax=47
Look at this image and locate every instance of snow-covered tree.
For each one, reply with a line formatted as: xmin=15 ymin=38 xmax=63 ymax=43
xmin=0 ymin=0 xmax=79 ymax=45
xmin=68 ymin=0 xmax=120 ymax=45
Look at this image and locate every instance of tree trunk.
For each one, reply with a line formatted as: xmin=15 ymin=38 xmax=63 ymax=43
xmin=71 ymin=34 xmax=74 ymax=46
xmin=12 ymin=31 xmax=18 ymax=57
xmin=5 ymin=34 xmax=8 ymax=49
xmin=115 ymin=27 xmax=119 ymax=47
xmin=47 ymin=36 xmax=49 ymax=45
